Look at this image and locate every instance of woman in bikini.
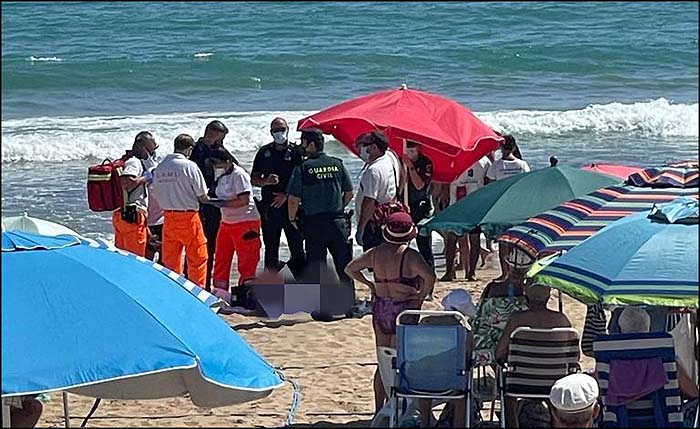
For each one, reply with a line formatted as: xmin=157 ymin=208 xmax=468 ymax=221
xmin=345 ymin=212 xmax=436 ymax=416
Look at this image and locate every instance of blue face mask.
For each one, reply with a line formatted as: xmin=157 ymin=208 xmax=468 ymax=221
xmin=272 ymin=131 xmax=287 ymax=145
xmin=359 ymin=146 xmax=371 ymax=162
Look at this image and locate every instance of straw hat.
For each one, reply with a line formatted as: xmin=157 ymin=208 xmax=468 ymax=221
xmin=382 ymin=212 xmax=417 ymax=245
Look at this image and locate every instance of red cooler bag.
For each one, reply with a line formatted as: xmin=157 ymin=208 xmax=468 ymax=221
xmin=87 ymin=158 xmax=127 ymax=212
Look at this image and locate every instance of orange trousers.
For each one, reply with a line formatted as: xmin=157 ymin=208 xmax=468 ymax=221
xmin=162 ymin=211 xmax=208 ymax=287
xmin=112 ymin=209 xmax=147 ymax=257
xmin=213 ymin=219 xmax=262 ymax=290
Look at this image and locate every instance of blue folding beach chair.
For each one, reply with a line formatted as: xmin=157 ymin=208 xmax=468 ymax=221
xmin=390 ymin=310 xmax=472 ymax=428
xmin=594 ymin=332 xmax=684 ymax=428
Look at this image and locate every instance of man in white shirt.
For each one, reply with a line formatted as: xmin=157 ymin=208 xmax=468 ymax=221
xmin=486 ymin=135 xmax=530 ymax=280
xmin=486 ymin=135 xmax=530 ymax=181
xmin=354 ymin=131 xmax=399 ymax=250
xmin=112 ymin=131 xmax=157 ymax=257
xmin=152 ymin=134 xmax=210 ymax=288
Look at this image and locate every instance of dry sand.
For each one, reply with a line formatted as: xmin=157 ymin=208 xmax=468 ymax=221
xmin=40 ymin=260 xmax=593 ymax=428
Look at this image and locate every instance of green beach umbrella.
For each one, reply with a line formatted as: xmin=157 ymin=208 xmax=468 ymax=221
xmin=421 ymin=165 xmax=621 ymax=239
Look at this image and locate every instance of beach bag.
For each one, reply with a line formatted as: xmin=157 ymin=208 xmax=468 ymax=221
xmin=371 ymin=200 xmax=410 ymax=228
xmin=87 ymin=154 xmax=132 ymax=212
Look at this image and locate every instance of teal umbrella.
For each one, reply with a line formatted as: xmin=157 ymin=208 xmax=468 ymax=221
xmin=422 ymin=165 xmax=621 ymax=238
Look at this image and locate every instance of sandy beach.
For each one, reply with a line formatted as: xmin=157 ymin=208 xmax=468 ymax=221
xmin=40 ymin=260 xmax=593 ymax=428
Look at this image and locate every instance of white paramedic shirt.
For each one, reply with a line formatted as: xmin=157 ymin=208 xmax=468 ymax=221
xmin=152 ymin=153 xmax=208 ymax=211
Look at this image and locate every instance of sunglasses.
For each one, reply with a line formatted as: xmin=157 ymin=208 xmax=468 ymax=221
xmin=271 ymin=128 xmax=287 ymax=133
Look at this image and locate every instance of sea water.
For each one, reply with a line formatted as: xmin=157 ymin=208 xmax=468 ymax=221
xmin=2 ymin=2 xmax=697 ymax=276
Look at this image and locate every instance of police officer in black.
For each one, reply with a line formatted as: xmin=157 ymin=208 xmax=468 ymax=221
xmin=251 ymin=117 xmax=306 ymax=279
xmin=400 ymin=140 xmax=435 ymax=268
xmin=287 ymin=129 xmax=355 ymax=304
xmin=189 ymin=120 xmax=236 ymax=290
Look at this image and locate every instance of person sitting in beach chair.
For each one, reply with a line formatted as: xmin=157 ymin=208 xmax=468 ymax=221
xmin=408 ymin=289 xmax=479 ymax=427
xmin=391 ymin=309 xmax=473 ymax=428
xmin=494 ymin=284 xmax=574 ymax=427
xmin=594 ymin=307 xmax=698 ymax=428
xmin=498 ymin=325 xmax=581 ymax=428
xmin=345 ymin=212 xmax=435 ymax=418
xmin=471 ymin=246 xmax=531 ymax=367
xmin=549 ymin=373 xmax=601 ymax=428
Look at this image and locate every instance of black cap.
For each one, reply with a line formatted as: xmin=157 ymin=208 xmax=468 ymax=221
xmin=300 ymin=128 xmax=324 ymax=145
xmin=206 ymin=120 xmax=229 ymax=134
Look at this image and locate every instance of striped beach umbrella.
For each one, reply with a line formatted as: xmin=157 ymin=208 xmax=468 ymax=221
xmin=532 ymin=197 xmax=698 ymax=308
xmin=499 ymin=165 xmax=699 ymax=258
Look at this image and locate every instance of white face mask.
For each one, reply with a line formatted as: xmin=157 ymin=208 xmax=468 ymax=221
xmin=359 ymin=146 xmax=371 ymax=162
xmin=214 ymin=167 xmax=227 ymax=180
xmin=272 ymin=131 xmax=287 ymax=145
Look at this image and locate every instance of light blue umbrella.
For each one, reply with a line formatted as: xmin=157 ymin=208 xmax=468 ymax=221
xmin=1 ymin=231 xmax=284 ymax=409
xmin=533 ymin=197 xmax=699 ymax=307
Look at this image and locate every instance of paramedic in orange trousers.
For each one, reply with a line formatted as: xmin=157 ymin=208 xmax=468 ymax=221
xmin=152 ymin=134 xmax=211 ymax=287
xmin=189 ymin=120 xmax=237 ymax=289
xmin=112 ymin=131 xmax=157 ymax=257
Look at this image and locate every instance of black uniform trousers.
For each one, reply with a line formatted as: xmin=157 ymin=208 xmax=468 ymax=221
xmin=199 ymin=204 xmax=221 ymax=290
xmin=303 ymin=214 xmax=354 ymax=292
xmin=410 ymin=201 xmax=434 ymax=268
xmin=260 ymin=202 xmax=306 ymax=278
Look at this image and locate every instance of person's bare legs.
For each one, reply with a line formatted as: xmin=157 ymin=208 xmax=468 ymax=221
xmin=440 ymin=232 xmax=457 ymax=281
xmin=457 ymin=235 xmax=469 ymax=275
xmin=11 ymin=399 xmax=43 ymax=428
xmin=374 ymin=368 xmax=386 ymax=414
xmin=505 ymin=397 xmax=519 ymax=428
xmin=418 ymin=399 xmax=432 ymax=427
xmin=453 ymin=398 xmax=467 ymax=427
xmin=496 ymin=242 xmax=511 ymax=281
xmin=467 ymin=231 xmax=481 ymax=280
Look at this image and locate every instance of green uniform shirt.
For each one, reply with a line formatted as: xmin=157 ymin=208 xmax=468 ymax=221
xmin=287 ymin=152 xmax=353 ymax=216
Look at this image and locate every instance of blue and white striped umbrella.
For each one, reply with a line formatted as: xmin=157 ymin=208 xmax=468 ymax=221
xmin=1 ymin=231 xmax=283 ymax=408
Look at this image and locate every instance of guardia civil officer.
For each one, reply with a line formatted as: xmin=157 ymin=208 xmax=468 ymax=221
xmin=287 ymin=129 xmax=355 ymax=312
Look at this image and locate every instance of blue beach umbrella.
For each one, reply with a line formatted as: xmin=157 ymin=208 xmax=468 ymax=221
xmin=1 ymin=231 xmax=284 ymax=408
xmin=533 ymin=197 xmax=699 ymax=308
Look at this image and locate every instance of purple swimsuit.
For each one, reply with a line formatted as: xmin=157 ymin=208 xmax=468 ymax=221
xmin=372 ymin=248 xmax=422 ymax=335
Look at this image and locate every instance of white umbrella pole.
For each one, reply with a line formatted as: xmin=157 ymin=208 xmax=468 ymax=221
xmin=2 ymin=403 xmax=11 ymax=428
xmin=62 ymin=392 xmax=70 ymax=428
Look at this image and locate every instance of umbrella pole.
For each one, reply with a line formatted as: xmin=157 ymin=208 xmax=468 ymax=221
xmin=2 ymin=403 xmax=11 ymax=428
xmin=62 ymin=392 xmax=70 ymax=428
xmin=402 ymin=140 xmax=409 ymax=207
xmin=558 ymin=289 xmax=563 ymax=313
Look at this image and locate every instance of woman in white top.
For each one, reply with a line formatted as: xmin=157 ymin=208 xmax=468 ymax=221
xmin=208 ymin=146 xmax=262 ymax=292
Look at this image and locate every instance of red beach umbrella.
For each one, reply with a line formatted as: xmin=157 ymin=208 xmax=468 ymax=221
xmin=297 ymin=85 xmax=503 ymax=183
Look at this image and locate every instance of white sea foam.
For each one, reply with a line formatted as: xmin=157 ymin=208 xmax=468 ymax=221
xmin=1 ymin=99 xmax=697 ymax=163
xmin=482 ymin=98 xmax=698 ymax=137
xmin=28 ymin=56 xmax=63 ymax=62
xmin=1 ymin=110 xmax=314 ymax=163
xmin=193 ymin=52 xmax=213 ymax=58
